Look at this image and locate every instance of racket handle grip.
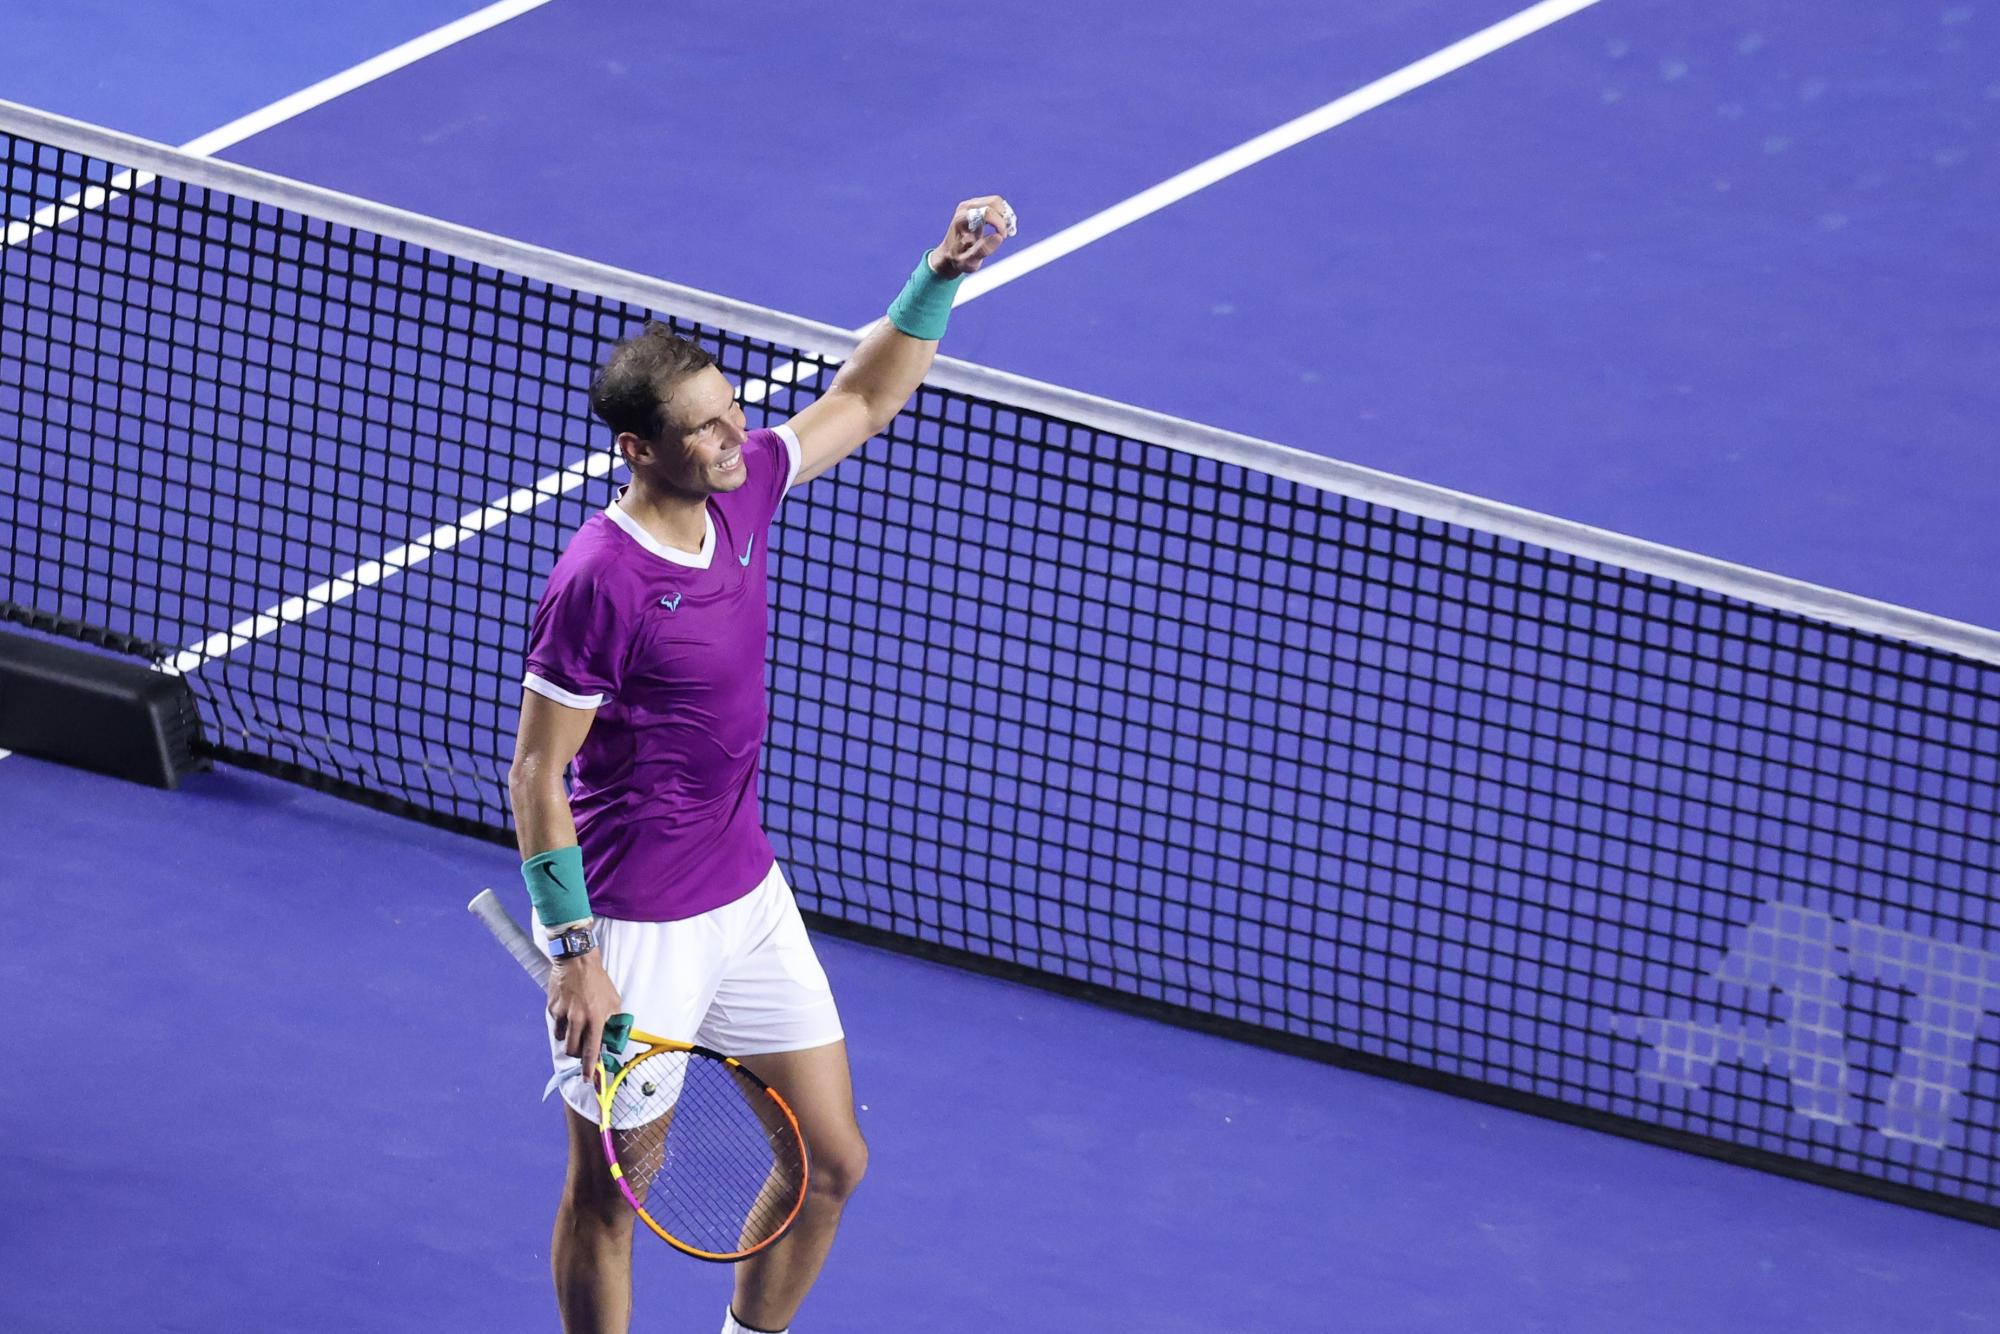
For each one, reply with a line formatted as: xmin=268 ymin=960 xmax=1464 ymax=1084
xmin=467 ymin=887 xmax=553 ymax=987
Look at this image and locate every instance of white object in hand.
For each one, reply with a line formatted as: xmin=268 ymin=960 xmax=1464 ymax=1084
xmin=965 ymin=203 xmax=1018 ymax=238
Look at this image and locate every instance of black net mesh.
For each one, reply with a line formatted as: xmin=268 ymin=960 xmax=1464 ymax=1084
xmin=5 ymin=122 xmax=1998 ymax=1223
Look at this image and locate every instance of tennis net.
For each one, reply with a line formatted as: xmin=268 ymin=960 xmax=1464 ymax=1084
xmin=5 ymin=101 xmax=1999 ymax=1224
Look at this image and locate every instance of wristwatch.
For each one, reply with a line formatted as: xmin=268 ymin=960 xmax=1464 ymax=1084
xmin=548 ymin=925 xmax=597 ymax=961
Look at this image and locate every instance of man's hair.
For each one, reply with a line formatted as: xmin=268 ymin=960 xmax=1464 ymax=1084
xmin=588 ymin=322 xmax=717 ymax=440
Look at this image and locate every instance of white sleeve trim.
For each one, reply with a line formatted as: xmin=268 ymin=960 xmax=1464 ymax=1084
xmin=773 ymin=423 xmax=803 ymax=496
xmin=523 ymin=672 xmax=606 ymax=711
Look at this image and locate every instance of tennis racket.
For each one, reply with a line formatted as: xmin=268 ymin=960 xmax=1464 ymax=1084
xmin=467 ymin=888 xmax=810 ymax=1262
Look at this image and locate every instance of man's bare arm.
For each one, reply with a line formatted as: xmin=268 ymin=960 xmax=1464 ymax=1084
xmin=508 ymin=689 xmax=621 ymax=1075
xmin=509 ymin=689 xmax=594 ymax=861
xmin=786 ymin=195 xmax=1015 ymax=486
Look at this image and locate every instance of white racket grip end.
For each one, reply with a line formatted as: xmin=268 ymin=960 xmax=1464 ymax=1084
xmin=468 ymin=887 xmax=553 ymax=987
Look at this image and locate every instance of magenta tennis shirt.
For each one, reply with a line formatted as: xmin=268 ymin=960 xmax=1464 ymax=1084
xmin=521 ymin=425 xmax=801 ymax=922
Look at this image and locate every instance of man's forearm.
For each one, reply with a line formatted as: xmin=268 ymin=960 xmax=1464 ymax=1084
xmin=786 ymin=200 xmax=1012 ymax=484
xmin=509 ymin=768 xmax=581 ymax=862
xmin=829 ymin=314 xmax=940 ymax=435
xmin=512 ymin=774 xmax=592 ymax=930
xmin=837 ymin=200 xmax=1012 ymax=426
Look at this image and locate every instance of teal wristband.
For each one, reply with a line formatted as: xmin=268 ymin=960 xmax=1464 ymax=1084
xmin=885 ymin=250 xmax=964 ymax=341
xmin=522 ymin=845 xmax=591 ymax=927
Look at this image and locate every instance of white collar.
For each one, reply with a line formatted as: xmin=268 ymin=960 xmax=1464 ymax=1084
xmin=605 ymin=491 xmax=715 ymax=569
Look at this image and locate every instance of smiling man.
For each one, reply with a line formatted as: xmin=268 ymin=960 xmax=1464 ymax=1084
xmin=506 ymin=196 xmax=1015 ymax=1334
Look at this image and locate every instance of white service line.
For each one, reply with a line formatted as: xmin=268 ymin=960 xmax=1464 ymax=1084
xmin=168 ymin=447 xmax=617 ymax=675
xmin=4 ymin=0 xmax=556 ymax=250
xmin=4 ymin=167 xmax=151 ymax=249
xmin=170 ymin=350 xmax=831 ymax=675
xmin=957 ymin=0 xmax=1603 ymax=303
xmin=180 ymin=0 xmax=558 ymax=157
xmin=170 ymin=282 xmax=904 ymax=674
xmin=168 ymin=0 xmax=1597 ymax=676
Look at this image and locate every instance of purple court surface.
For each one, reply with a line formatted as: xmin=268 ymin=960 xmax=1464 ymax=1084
xmin=4 ymin=1 xmax=1999 ymax=1330
xmin=4 ymin=752 xmax=1998 ymax=1331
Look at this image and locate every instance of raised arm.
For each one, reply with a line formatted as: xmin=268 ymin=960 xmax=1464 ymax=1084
xmin=785 ymin=195 xmax=1016 ymax=487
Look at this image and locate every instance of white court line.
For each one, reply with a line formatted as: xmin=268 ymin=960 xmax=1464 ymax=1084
xmin=178 ymin=0 xmax=559 ymax=157
xmin=958 ymin=0 xmax=1603 ymax=303
xmin=168 ymin=356 xmax=827 ymax=675
xmin=169 ymin=451 xmax=618 ymax=675
xmin=167 ymin=0 xmax=1599 ymax=675
xmin=4 ymin=0 xmax=556 ymax=250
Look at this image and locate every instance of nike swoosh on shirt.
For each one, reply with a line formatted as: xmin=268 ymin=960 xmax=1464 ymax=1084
xmin=738 ymin=534 xmax=755 ymax=566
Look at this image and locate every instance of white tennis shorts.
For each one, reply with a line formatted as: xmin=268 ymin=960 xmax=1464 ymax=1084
xmin=534 ymin=860 xmax=843 ymax=1122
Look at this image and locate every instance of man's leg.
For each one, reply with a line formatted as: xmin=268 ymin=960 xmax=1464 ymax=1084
xmin=553 ymin=1102 xmax=637 ymax=1334
xmin=728 ymin=1039 xmax=868 ymax=1331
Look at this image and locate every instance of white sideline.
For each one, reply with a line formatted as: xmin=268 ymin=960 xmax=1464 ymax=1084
xmin=4 ymin=0 xmax=556 ymax=251
xmin=956 ymin=0 xmax=1604 ymax=303
xmin=162 ymin=0 xmax=1605 ymax=674
xmin=180 ymin=0 xmax=559 ymax=158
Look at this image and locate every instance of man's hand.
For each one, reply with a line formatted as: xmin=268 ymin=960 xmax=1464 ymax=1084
xmin=548 ymin=949 xmax=624 ymax=1079
xmin=930 ymin=196 xmax=1017 ymax=278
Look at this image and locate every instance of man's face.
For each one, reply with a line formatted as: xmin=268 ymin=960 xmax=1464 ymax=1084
xmin=640 ymin=366 xmax=748 ymax=495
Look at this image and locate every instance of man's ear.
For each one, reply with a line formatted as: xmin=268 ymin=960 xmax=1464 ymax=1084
xmin=616 ymin=431 xmax=653 ymax=469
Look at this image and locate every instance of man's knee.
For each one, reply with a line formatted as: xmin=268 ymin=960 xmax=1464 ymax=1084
xmin=560 ymin=1162 xmax=633 ymax=1230
xmin=810 ymin=1130 xmax=868 ymax=1205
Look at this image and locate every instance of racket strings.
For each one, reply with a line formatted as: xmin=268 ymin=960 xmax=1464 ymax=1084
xmin=609 ymin=1051 xmax=806 ymax=1256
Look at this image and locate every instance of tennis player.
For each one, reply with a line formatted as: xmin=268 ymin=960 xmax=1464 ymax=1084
xmin=508 ymin=197 xmax=1015 ymax=1334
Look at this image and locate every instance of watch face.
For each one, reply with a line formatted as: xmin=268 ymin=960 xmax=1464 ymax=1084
xmin=554 ymin=929 xmax=592 ymax=957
